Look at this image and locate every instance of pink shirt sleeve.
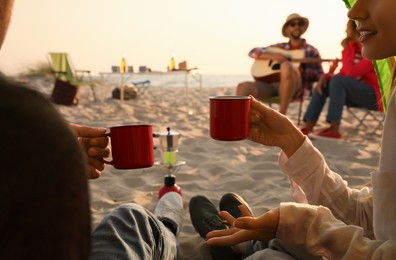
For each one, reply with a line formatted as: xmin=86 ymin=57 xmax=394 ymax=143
xmin=278 ymin=137 xmax=374 ymax=238
xmin=277 ymin=202 xmax=396 ymax=259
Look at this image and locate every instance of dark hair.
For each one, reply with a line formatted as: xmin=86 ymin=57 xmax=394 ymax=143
xmin=0 ymin=75 xmax=91 ymax=259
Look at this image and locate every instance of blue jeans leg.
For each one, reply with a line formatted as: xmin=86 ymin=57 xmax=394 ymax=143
xmin=90 ymin=203 xmax=178 ymax=260
xmin=327 ymin=75 xmax=377 ymax=123
xmin=303 ymin=85 xmax=329 ymax=123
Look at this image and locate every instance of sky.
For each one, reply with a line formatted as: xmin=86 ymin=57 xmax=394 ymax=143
xmin=0 ymin=0 xmax=349 ymax=76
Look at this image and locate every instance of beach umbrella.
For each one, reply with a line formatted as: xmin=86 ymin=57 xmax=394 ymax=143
xmin=342 ymin=0 xmax=395 ymax=111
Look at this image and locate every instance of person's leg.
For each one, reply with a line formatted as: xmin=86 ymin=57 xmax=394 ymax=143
xmin=302 ymin=84 xmax=329 ymax=132
xmin=278 ymin=62 xmax=301 ymax=115
xmin=236 ymin=81 xmax=259 ymax=96
xmin=236 ymin=81 xmax=278 ymax=100
xmin=327 ymin=75 xmax=377 ymax=131
xmin=91 ymin=192 xmax=183 ymax=260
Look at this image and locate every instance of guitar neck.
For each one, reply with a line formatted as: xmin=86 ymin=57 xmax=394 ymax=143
xmin=289 ymin=58 xmax=334 ymax=63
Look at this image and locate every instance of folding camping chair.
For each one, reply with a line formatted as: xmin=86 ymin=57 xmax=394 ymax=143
xmin=47 ymin=53 xmax=96 ymax=103
xmin=132 ymin=80 xmax=150 ymax=95
xmin=261 ymin=87 xmax=310 ymax=126
xmin=346 ymin=105 xmax=384 ymax=134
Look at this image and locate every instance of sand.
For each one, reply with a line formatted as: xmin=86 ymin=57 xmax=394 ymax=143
xmin=22 ymin=75 xmax=382 ymax=259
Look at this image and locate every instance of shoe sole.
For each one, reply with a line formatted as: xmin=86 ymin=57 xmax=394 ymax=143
xmin=219 ymin=192 xmax=253 ymax=218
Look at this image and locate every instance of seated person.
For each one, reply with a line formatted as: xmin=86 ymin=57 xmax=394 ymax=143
xmin=1 ymin=72 xmax=185 ymax=259
xmin=236 ymin=13 xmax=323 ymax=115
xmin=301 ymin=20 xmax=383 ymax=140
xmin=0 ymin=1 xmax=184 ymax=258
xmin=193 ymin=95 xmax=396 ymax=259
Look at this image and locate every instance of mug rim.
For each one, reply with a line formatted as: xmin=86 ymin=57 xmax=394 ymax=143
xmin=109 ymin=124 xmax=152 ymax=130
xmin=209 ymin=95 xmax=250 ymax=100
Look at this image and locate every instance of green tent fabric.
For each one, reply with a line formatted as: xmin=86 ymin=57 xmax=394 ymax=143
xmin=342 ymin=0 xmax=395 ymax=111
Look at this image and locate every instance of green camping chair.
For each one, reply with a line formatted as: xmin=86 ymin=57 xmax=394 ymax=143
xmin=47 ymin=52 xmax=96 ymax=102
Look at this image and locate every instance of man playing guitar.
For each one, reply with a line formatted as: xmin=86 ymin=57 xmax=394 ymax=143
xmin=236 ymin=13 xmax=324 ymax=115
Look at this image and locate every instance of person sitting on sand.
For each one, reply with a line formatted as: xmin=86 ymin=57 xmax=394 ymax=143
xmin=192 ymin=94 xmax=396 ymax=259
xmin=191 ymin=1 xmax=396 ymax=256
xmin=0 ymin=1 xmax=186 ymax=259
xmin=1 ymin=74 xmax=185 ymax=258
xmin=236 ymin=13 xmax=324 ymax=115
xmin=300 ymin=20 xmax=383 ymax=140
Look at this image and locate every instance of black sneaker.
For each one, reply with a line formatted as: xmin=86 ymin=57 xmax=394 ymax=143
xmin=189 ymin=195 xmax=241 ymax=260
xmin=219 ymin=192 xmax=253 ymax=218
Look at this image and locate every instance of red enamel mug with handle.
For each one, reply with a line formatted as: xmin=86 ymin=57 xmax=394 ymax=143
xmin=209 ymin=96 xmax=251 ymax=141
xmin=103 ymin=124 xmax=154 ymax=169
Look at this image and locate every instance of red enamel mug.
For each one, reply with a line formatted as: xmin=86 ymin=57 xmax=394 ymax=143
xmin=209 ymin=96 xmax=251 ymax=141
xmin=103 ymin=124 xmax=154 ymax=169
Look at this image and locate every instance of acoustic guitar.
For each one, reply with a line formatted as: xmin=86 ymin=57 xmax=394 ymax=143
xmin=251 ymin=47 xmax=334 ymax=82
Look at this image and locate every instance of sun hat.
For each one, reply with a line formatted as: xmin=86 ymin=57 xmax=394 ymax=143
xmin=282 ymin=13 xmax=309 ymax=37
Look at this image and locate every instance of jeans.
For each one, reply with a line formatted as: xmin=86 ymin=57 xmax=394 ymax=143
xmin=303 ymin=75 xmax=378 ymax=124
xmin=243 ymin=239 xmax=322 ymax=260
xmin=90 ymin=203 xmax=178 ymax=260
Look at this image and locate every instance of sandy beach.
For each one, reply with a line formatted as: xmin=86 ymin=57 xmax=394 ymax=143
xmin=22 ymin=75 xmax=382 ymax=259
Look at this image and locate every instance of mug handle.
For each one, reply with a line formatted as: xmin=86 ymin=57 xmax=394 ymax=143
xmin=101 ymin=132 xmax=113 ymax=165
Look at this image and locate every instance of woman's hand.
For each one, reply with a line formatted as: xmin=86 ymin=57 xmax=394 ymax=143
xmin=206 ymin=207 xmax=280 ymax=247
xmin=69 ymin=123 xmax=110 ymax=179
xmin=248 ymin=96 xmax=305 ymax=157
xmin=328 ymin=59 xmax=339 ymax=74
xmin=315 ymin=75 xmax=327 ymax=96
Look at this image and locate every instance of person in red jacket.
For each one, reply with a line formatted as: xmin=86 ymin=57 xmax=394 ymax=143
xmin=301 ymin=20 xmax=382 ymax=140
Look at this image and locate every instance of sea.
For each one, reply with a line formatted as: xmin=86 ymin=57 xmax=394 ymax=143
xmin=93 ymin=73 xmax=252 ymax=89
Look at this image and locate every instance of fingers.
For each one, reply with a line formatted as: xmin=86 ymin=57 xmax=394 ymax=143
xmin=206 ymin=227 xmax=240 ymax=240
xmin=68 ymin=124 xmax=109 ymax=179
xmin=206 ymin=209 xmax=280 ymax=247
xmin=218 ymin=211 xmax=236 ymax=225
xmin=206 ymin=229 xmax=256 ymax=246
xmin=234 ymin=208 xmax=280 ymax=230
xmin=87 ymin=156 xmax=105 ymax=171
xmin=249 ymin=95 xmax=267 ymax=112
xmin=88 ymin=136 xmax=109 ymax=149
xmin=87 ymin=165 xmax=101 ymax=179
xmin=87 ymin=145 xmax=110 ymax=158
xmin=239 ymin=205 xmax=253 ymax=217
xmin=217 ymin=206 xmax=252 ymax=225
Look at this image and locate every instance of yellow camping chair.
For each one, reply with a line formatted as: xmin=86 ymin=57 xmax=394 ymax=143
xmin=47 ymin=52 xmax=96 ymax=102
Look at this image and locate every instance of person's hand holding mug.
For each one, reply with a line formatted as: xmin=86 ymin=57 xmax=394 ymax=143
xmin=248 ymin=96 xmax=305 ymax=158
xmin=69 ymin=123 xmax=110 ymax=179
